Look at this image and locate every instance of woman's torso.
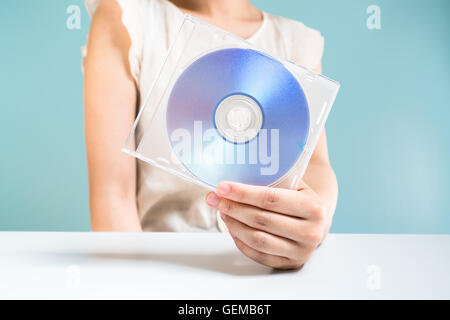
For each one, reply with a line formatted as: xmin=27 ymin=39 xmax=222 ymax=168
xmin=84 ymin=0 xmax=324 ymax=232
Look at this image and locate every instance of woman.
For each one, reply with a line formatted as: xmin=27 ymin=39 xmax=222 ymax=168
xmin=83 ymin=0 xmax=338 ymax=269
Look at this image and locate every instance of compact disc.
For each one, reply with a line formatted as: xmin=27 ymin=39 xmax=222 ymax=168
xmin=166 ymin=48 xmax=309 ymax=187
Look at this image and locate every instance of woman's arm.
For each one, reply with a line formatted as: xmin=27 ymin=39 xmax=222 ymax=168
xmin=301 ymin=129 xmax=337 ymax=239
xmin=301 ymin=64 xmax=338 ymax=238
xmin=84 ymin=0 xmax=141 ymax=231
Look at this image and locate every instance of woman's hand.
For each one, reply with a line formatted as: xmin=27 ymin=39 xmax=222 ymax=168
xmin=205 ymin=181 xmax=331 ymax=270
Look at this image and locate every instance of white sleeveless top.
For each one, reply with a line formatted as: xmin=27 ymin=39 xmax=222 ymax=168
xmin=83 ymin=0 xmax=324 ymax=232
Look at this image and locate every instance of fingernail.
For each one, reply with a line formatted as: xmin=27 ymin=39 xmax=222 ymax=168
xmin=217 ymin=183 xmax=231 ymax=196
xmin=206 ymin=193 xmax=220 ymax=207
xmin=220 ymin=212 xmax=227 ymax=221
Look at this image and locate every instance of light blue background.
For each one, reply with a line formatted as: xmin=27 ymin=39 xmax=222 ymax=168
xmin=1 ymin=0 xmax=449 ymax=233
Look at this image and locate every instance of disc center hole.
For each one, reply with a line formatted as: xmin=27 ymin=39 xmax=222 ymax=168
xmin=214 ymin=94 xmax=263 ymax=144
xmin=227 ymin=107 xmax=252 ymax=131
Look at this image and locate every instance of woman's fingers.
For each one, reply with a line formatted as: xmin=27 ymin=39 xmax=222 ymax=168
xmin=206 ymin=180 xmax=327 ymax=269
xmin=212 ymin=195 xmax=311 ymax=243
xmin=206 ymin=192 xmax=323 ymax=246
xmin=222 ymin=214 xmax=300 ymax=260
xmin=232 ymin=236 xmax=300 ymax=270
xmin=215 ymin=181 xmax=322 ymax=219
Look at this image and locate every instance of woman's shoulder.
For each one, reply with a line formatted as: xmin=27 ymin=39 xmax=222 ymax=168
xmin=85 ymin=0 xmax=183 ymax=43
xmin=263 ymin=12 xmax=324 ymax=70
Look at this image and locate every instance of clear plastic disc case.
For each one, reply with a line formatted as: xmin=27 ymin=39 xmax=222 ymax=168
xmin=123 ymin=15 xmax=340 ymax=191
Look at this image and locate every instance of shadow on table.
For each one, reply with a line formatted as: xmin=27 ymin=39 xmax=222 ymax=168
xmin=41 ymin=251 xmax=295 ymax=276
xmin=87 ymin=251 xmax=277 ymax=276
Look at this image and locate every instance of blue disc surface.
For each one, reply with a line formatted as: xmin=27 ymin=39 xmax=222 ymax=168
xmin=166 ymin=48 xmax=309 ymax=187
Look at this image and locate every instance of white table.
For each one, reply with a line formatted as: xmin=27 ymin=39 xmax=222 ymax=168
xmin=0 ymin=232 xmax=449 ymax=299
